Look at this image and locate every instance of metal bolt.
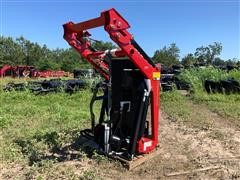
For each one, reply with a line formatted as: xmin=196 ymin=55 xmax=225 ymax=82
xmin=117 ymin=22 xmax=122 ymax=28
xmin=115 ymin=33 xmax=121 ymax=39
xmin=130 ymin=49 xmax=134 ymax=54
xmin=110 ymin=24 xmax=115 ymax=29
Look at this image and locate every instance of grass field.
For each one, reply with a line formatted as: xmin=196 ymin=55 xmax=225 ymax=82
xmin=161 ymin=91 xmax=240 ymax=129
xmin=1 ymin=74 xmax=240 ymax=179
xmin=0 ymin=78 xmax=103 ymax=179
xmin=172 ymin=68 xmax=240 ymax=123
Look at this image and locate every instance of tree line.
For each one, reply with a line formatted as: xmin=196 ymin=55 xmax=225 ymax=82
xmin=153 ymin=42 xmax=239 ymax=67
xmin=0 ymin=36 xmax=115 ymax=72
xmin=0 ymin=36 xmax=239 ymax=72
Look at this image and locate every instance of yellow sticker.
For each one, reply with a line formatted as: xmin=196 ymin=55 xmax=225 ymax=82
xmin=153 ymin=72 xmax=161 ymax=79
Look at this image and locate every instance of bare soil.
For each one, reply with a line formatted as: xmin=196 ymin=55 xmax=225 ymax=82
xmin=96 ymin=108 xmax=240 ymax=179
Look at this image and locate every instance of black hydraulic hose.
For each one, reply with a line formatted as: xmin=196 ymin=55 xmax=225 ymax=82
xmin=129 ymin=91 xmax=147 ymax=159
xmin=138 ymin=94 xmax=150 ymax=138
xmin=99 ymin=88 xmax=108 ymax=124
xmin=90 ymin=86 xmax=98 ymax=131
xmin=90 ymin=82 xmax=108 ymax=131
xmin=112 ymin=103 xmax=128 ymax=138
xmin=131 ymin=39 xmax=156 ymax=68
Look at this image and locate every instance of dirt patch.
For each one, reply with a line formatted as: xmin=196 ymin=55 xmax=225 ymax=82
xmin=96 ymin=102 xmax=240 ymax=179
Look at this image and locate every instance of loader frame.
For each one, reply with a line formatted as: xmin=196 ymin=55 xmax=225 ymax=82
xmin=63 ymin=8 xmax=160 ymax=157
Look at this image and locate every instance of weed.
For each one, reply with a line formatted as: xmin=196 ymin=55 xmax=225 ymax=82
xmin=92 ymin=150 xmax=108 ymax=164
xmin=81 ymin=169 xmax=97 ymax=180
xmin=207 ymin=130 xmax=225 ymax=141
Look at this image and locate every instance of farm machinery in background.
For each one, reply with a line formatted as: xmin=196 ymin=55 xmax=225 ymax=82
xmin=0 ymin=65 xmax=35 ymax=77
xmin=0 ymin=64 xmax=69 ymax=78
xmin=204 ymin=79 xmax=240 ymax=94
xmin=159 ymin=64 xmax=191 ymax=92
xmin=63 ymin=8 xmax=160 ymax=167
xmin=3 ymin=78 xmax=87 ymax=95
xmin=160 ymin=64 xmax=240 ymax=94
xmin=0 ymin=65 xmax=88 ymax=95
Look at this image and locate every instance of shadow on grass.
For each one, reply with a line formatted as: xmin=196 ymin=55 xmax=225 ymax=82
xmin=14 ymin=130 xmax=99 ymax=166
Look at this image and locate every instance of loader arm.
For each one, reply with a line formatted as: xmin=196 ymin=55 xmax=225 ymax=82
xmin=63 ymin=8 xmax=160 ymax=155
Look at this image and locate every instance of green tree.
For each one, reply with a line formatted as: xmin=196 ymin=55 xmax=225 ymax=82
xmin=16 ymin=36 xmax=45 ymax=66
xmin=194 ymin=42 xmax=222 ymax=65
xmin=0 ymin=36 xmax=24 ymax=65
xmin=59 ymin=48 xmax=88 ymax=71
xmin=212 ymin=57 xmax=226 ymax=66
xmin=91 ymin=41 xmax=116 ymax=51
xmin=226 ymin=58 xmax=239 ymax=66
xmin=0 ymin=36 xmax=119 ymax=72
xmin=37 ymin=59 xmax=59 ymax=70
xmin=152 ymin=43 xmax=180 ymax=67
xmin=181 ymin=53 xmax=196 ymax=67
xmin=236 ymin=60 xmax=240 ymax=68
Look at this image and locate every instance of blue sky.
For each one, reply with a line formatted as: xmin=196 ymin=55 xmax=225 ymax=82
xmin=1 ymin=0 xmax=239 ymax=60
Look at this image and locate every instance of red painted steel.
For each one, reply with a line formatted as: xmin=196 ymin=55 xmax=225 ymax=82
xmin=0 ymin=65 xmax=12 ymax=77
xmin=63 ymin=8 xmax=160 ymax=154
xmin=0 ymin=65 xmax=68 ymax=78
xmin=37 ymin=70 xmax=66 ymax=78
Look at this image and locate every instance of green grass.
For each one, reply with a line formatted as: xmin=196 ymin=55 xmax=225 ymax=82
xmin=192 ymin=93 xmax=240 ymax=122
xmin=0 ymin=90 xmax=91 ymax=129
xmin=176 ymin=68 xmax=240 ymax=123
xmin=161 ymin=91 xmax=212 ymax=130
xmin=0 ymin=78 xmax=101 ymax=168
xmin=161 ymin=90 xmax=240 ymax=130
xmin=1 ymin=73 xmax=239 ymax=178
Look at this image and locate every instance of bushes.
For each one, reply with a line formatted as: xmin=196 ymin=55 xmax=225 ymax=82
xmin=177 ymin=68 xmax=240 ymax=94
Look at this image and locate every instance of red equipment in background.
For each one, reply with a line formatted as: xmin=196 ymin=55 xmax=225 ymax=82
xmin=63 ymin=8 xmax=160 ymax=159
xmin=0 ymin=65 xmax=35 ymax=77
xmin=36 ymin=70 xmax=66 ymax=78
xmin=0 ymin=65 xmax=12 ymax=77
xmin=0 ymin=65 xmax=68 ymax=78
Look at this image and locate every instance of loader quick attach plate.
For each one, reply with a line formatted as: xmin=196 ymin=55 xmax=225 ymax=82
xmin=78 ymin=135 xmax=161 ymax=170
xmin=109 ymin=148 xmax=161 ymax=170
